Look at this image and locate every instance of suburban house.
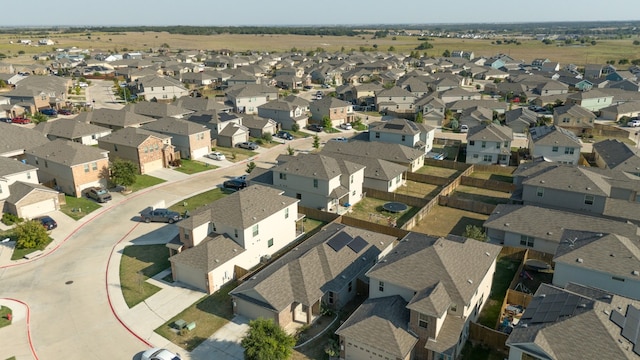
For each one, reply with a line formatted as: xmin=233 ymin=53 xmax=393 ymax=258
xmin=0 ymin=123 xmax=50 ymax=159
xmin=269 ymin=153 xmax=365 ymax=213
xmin=553 ymin=104 xmax=595 ymax=135
xmin=592 ymin=139 xmax=640 ymax=175
xmin=0 ymin=156 xmax=61 ymax=219
xmin=217 ymin=122 xmax=250 ymax=148
xmin=225 ymin=84 xmax=278 ymax=114
xmin=527 ymin=125 xmax=582 ymax=164
xmin=124 ymin=101 xmax=193 ymax=119
xmin=34 ymin=119 xmax=112 ymax=146
xmin=239 ymin=114 xmax=278 ymax=138
xmin=504 ymin=108 xmax=538 ymax=134
xmin=309 ymin=97 xmax=355 ymax=127
xmin=257 ymin=100 xmax=308 ymax=130
xmin=141 ymin=117 xmax=211 ymax=160
xmin=76 ymin=108 xmax=157 ymax=130
xmin=322 ymin=140 xmax=426 ymax=172
xmin=2 ymin=75 xmax=71 ymax=111
xmin=484 ymin=204 xmax=638 ymax=255
xmin=374 ymin=87 xmax=417 ymax=115
xmin=565 ymin=89 xmax=614 ymax=111
xmin=98 ymin=127 xmax=175 ymax=174
xmin=439 ymin=87 xmax=482 ymax=104
xmin=415 ymin=94 xmax=446 ymax=126
xmin=552 ymin=230 xmax=640 ymax=300
xmin=506 ymin=283 xmax=640 ymax=360
xmin=465 ymin=124 xmax=514 ymax=165
xmin=132 ymin=75 xmax=189 ymax=102
xmin=368 ymin=118 xmax=435 ymax=154
xmin=343 ymin=233 xmax=501 ymax=360
xmin=230 ymin=223 xmax=396 ymax=330
xmin=534 ymin=80 xmax=569 ymax=96
xmin=168 ymin=185 xmax=301 ymax=294
xmin=599 ymin=101 xmax=640 ymax=121
xmin=24 ymin=139 xmax=109 ymax=197
xmin=185 ymin=110 xmax=246 ymax=146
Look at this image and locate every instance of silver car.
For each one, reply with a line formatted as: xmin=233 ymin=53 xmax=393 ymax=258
xmin=141 ymin=348 xmax=180 ymax=360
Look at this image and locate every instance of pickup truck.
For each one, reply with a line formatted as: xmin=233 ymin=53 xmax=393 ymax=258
xmin=140 ymin=208 xmax=182 ymax=224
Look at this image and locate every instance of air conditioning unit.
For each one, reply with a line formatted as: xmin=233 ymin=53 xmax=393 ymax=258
xmin=262 ymin=254 xmax=272 ymax=262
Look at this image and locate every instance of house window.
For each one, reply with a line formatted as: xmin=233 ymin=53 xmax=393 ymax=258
xmin=481 ymin=141 xmax=486 ymax=148
xmin=234 ymin=229 xmax=238 ymax=238
xmin=562 ymin=117 xmax=570 ymax=123
xmin=27 ymin=172 xmax=31 ymax=179
xmin=348 ymin=281 xmax=352 ymax=292
xmin=375 ymin=132 xmax=380 ymax=139
xmin=155 ymin=143 xmax=159 ymax=151
xmin=504 ymin=141 xmax=509 ymax=148
xmin=296 ymin=193 xmax=302 ymax=200
xmin=184 ymin=232 xmax=190 ymax=241
xmin=483 ymin=155 xmax=492 ymax=162
xmin=313 ymin=179 xmax=318 ymax=188
xmin=92 ymin=162 xmax=98 ymax=171
xmin=84 ymin=164 xmax=90 ymax=173
xmin=350 ymin=175 xmax=354 ymax=184
xmin=552 ymin=146 xmax=559 ymax=152
xmin=252 ymin=224 xmax=259 ymax=237
xmin=44 ymin=161 xmax=48 ymax=168
xmin=450 ymin=304 xmax=457 ymax=312
xmin=402 ymin=135 xmax=406 ymax=141
xmin=328 ymin=292 xmax=334 ymax=304
xmin=612 ymin=276 xmax=625 ymax=282
xmin=536 ymin=187 xmax=544 ymax=197
xmin=144 ymin=146 xmax=149 ymax=153
xmin=114 ymin=145 xmax=118 ymax=152
xmin=418 ymin=313 xmax=429 ymax=329
xmin=469 ymin=140 xmax=475 ymax=146
xmin=565 ymin=147 xmax=574 ymax=155
xmin=473 ymin=154 xmax=479 ymax=159
xmin=268 ymin=238 xmax=274 ymax=248
xmin=495 ymin=142 xmax=500 ymax=149
xmin=520 ymin=235 xmax=535 ymax=247
xmin=584 ymin=195 xmax=594 ymax=205
xmin=209 ymin=222 xmax=216 ymax=233
xmin=279 ymin=173 xmax=287 ymax=180
xmin=378 ymin=281 xmax=384 ymax=292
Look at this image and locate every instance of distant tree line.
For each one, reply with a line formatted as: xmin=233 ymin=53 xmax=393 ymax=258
xmin=60 ymin=26 xmax=361 ymax=37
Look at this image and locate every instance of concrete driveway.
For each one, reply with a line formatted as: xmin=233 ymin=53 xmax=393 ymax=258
xmin=190 ymin=316 xmax=249 ymax=360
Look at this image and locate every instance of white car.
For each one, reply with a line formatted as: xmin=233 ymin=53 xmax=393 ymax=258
xmin=330 ymin=137 xmax=349 ymax=142
xmin=460 ymin=124 xmax=469 ymax=133
xmin=141 ymin=348 xmax=181 ymax=360
xmin=629 ymin=119 xmax=640 ymax=127
xmin=206 ymin=151 xmax=226 ymax=160
xmin=340 ymin=122 xmax=352 ymax=130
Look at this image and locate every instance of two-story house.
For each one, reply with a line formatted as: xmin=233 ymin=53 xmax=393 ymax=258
xmin=98 ymin=127 xmax=175 ymax=174
xmin=374 ymin=87 xmax=417 ymax=115
xmin=337 ymin=233 xmax=501 ymax=360
xmin=257 ymin=100 xmax=308 ymax=130
xmin=322 ymin=140 xmax=426 ymax=172
xmin=225 ymin=84 xmax=278 ymax=114
xmin=465 ymin=124 xmax=514 ymax=165
xmin=168 ymin=185 xmax=301 ymax=294
xmin=124 ymin=101 xmax=193 ymax=119
xmin=553 ymin=104 xmax=596 ymax=135
xmin=565 ymin=89 xmax=614 ymax=111
xmin=76 ymin=108 xmax=157 ymax=130
xmin=133 ymin=75 xmax=189 ymax=102
xmin=25 ymin=139 xmax=110 ymax=197
xmin=368 ymin=118 xmax=435 ymax=154
xmin=528 ymin=125 xmax=582 ymax=164
xmin=34 ymin=119 xmax=112 ymax=146
xmin=141 ymin=117 xmax=210 ymax=159
xmin=309 ymin=97 xmax=354 ymax=127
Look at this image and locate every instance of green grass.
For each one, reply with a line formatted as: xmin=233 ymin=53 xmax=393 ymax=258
xmin=169 ymin=188 xmax=229 ymax=213
xmin=0 ymin=306 xmax=12 ymax=328
xmin=214 ymin=146 xmax=258 ymax=163
xmin=11 ymin=235 xmax=53 ymax=261
xmin=119 ymin=244 xmax=170 ymax=308
xmin=349 ymin=197 xmax=419 ymax=227
xmin=460 ymin=341 xmax=504 ymax=360
xmin=477 ymin=256 xmax=520 ymax=328
xmin=353 ymin=123 xmax=368 ymax=131
xmin=290 ymin=130 xmax=312 ymax=138
xmin=128 ymin=174 xmax=166 ymax=193
xmin=174 ymin=159 xmax=217 ymax=175
xmin=5 ymin=357 xmax=16 ymax=360
xmin=155 ymin=281 xmax=236 ymax=351
xmin=324 ymin=127 xmax=340 ymax=134
xmin=59 ymin=195 xmax=102 ymax=220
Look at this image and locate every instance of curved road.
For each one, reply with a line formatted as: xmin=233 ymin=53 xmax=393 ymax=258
xmin=0 ymin=116 xmax=339 ymax=359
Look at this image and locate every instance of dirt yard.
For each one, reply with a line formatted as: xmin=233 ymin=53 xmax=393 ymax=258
xmin=397 ymin=180 xmax=440 ymax=199
xmin=410 ymin=205 xmax=489 ymax=238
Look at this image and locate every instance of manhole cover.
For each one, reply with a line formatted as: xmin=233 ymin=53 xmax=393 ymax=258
xmin=65 ymin=280 xmax=74 ymax=285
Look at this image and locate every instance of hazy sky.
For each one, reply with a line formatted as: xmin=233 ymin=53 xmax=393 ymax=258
xmin=7 ymin=0 xmax=640 ymax=26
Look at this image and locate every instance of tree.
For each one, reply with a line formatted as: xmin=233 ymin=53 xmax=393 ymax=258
xmin=414 ymin=112 xmax=423 ymax=123
xmin=388 ymin=46 xmax=395 ymax=52
xmin=241 ymin=318 xmax=295 ymax=360
xmin=15 ymin=220 xmax=49 ymax=249
xmin=463 ymin=225 xmax=486 ymax=242
xmin=286 ymin=145 xmax=295 ymax=155
xmin=110 ymin=158 xmax=137 ymax=190
xmin=313 ymin=134 xmax=320 ymax=150
xmin=322 ymin=116 xmax=332 ymax=129
xmin=291 ymin=123 xmax=300 ymax=132
xmin=246 ymin=161 xmax=256 ymax=174
xmin=261 ymin=132 xmax=273 ymax=143
xmin=442 ymin=49 xmax=451 ymax=57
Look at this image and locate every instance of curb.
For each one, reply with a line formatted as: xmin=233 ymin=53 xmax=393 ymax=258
xmin=1 ymin=298 xmax=38 ymax=360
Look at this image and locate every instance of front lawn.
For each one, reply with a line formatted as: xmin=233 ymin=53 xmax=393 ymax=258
xmin=477 ymin=256 xmax=520 ymax=328
xmin=155 ymin=281 xmax=236 ymax=351
xmin=128 ymin=174 xmax=166 ymax=193
xmin=11 ymin=235 xmax=53 ymax=261
xmin=168 ymin=188 xmax=229 ymax=213
xmin=119 ymin=244 xmax=170 ymax=308
xmin=174 ymin=159 xmax=217 ymax=175
xmin=214 ymin=146 xmax=258 ymax=163
xmin=0 ymin=306 xmax=12 ymax=328
xmin=290 ymin=130 xmax=311 ymax=138
xmin=59 ymin=195 xmax=102 ymax=220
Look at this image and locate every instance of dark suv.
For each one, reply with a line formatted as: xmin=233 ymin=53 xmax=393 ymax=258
xmin=36 ymin=216 xmax=57 ymax=230
xmin=223 ymin=178 xmax=248 ymax=191
xmin=277 ymin=131 xmax=293 ymax=140
xmin=85 ymin=187 xmax=112 ymax=203
xmin=41 ymin=108 xmax=57 ymax=116
xmin=307 ymin=124 xmax=324 ymax=132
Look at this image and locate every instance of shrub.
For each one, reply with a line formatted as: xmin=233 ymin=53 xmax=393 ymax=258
xmin=291 ymin=123 xmax=300 ymax=132
xmin=15 ymin=220 xmax=49 ymax=249
xmin=1 ymin=213 xmax=22 ymax=226
xmin=261 ymin=132 xmax=273 ymax=143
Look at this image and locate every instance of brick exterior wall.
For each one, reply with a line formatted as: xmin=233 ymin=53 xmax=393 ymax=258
xmin=187 ymin=131 xmax=211 ymax=158
xmin=138 ymin=137 xmax=166 ymax=174
xmin=69 ymin=158 xmax=110 ymax=197
xmin=277 ymin=304 xmax=293 ymax=327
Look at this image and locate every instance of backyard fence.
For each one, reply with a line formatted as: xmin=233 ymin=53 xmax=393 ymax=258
xmin=424 ymin=158 xmax=471 ymax=171
xmin=472 ymin=164 xmax=517 ymax=175
xmin=460 ymin=176 xmax=515 ymax=193
xmin=593 ymin=123 xmax=630 ymax=139
xmin=437 ymin=196 xmax=497 ymax=215
xmin=341 ymin=216 xmax=410 ymax=239
xmin=468 ymin=322 xmax=510 ymax=354
xmin=298 ymin=206 xmax=342 ymax=223
xmin=406 ymin=172 xmax=451 ymax=185
xmin=362 ymin=187 xmax=429 ymax=208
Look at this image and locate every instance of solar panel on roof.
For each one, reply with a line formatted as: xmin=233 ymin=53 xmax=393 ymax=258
xmin=347 ymin=236 xmax=368 ymax=253
xmin=407 ymin=121 xmax=419 ymax=131
xmin=383 ymin=123 xmax=405 ymax=130
xmin=327 ymin=232 xmax=353 ymax=252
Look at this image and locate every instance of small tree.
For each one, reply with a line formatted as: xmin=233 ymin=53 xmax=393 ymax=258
xmin=463 ymin=225 xmax=487 ymax=242
xmin=286 ymin=145 xmax=295 ymax=155
xmin=246 ymin=161 xmax=256 ymax=174
xmin=242 ymin=318 xmax=295 ymax=360
xmin=313 ymin=134 xmax=320 ymax=150
xmin=322 ymin=116 xmax=332 ymax=129
xmin=110 ymin=158 xmax=137 ymax=190
xmin=261 ymin=132 xmax=273 ymax=143
xmin=15 ymin=220 xmax=49 ymax=249
xmin=414 ymin=112 xmax=423 ymax=123
xmin=291 ymin=123 xmax=300 ymax=132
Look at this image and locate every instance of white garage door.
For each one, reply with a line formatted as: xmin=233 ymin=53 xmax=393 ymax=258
xmin=21 ymin=199 xmax=56 ymax=219
xmin=192 ymin=147 xmax=209 ymax=159
xmin=142 ymin=159 xmax=163 ymax=174
xmin=174 ymin=263 xmax=207 ymax=292
xmin=235 ymin=298 xmax=275 ymax=322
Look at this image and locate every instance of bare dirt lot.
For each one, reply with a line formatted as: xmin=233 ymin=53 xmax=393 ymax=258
xmin=411 ymin=205 xmax=489 ymax=237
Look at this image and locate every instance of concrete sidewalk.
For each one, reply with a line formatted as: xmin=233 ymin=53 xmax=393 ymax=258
xmin=0 ymin=299 xmax=32 ymax=360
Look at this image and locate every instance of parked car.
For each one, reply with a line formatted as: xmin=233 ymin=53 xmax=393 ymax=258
xmin=432 ymin=153 xmax=446 ymax=160
xmin=0 ymin=117 xmax=11 ymax=123
xmin=141 ymin=348 xmax=181 ymax=360
xmin=340 ymin=122 xmax=352 ymax=130
xmin=139 ymin=208 xmax=182 ymax=224
xmin=303 ymin=85 xmax=313 ymax=90
xmin=12 ymin=117 xmax=31 ymax=124
xmin=40 ymin=108 xmax=57 ymax=116
xmin=629 ymin=119 xmax=640 ymax=127
xmin=36 ymin=216 xmax=57 ymax=230
xmin=223 ymin=178 xmax=247 ymax=191
xmin=84 ymin=187 xmax=112 ymax=203
xmin=57 ymin=109 xmax=72 ymax=115
xmin=329 ymin=137 xmax=349 ymax=142
xmin=206 ymin=151 xmax=226 ymax=160
xmin=321 ymin=84 xmax=331 ymax=88
xmin=237 ymin=141 xmax=259 ymax=150
xmin=460 ymin=124 xmax=469 ymax=133
xmin=277 ymin=131 xmax=293 ymax=140
xmin=307 ymin=124 xmax=324 ymax=132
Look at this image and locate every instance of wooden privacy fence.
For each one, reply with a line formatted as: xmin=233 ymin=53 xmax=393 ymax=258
xmin=424 ymin=158 xmax=472 ymax=170
xmin=399 ymin=197 xmax=439 ymax=231
xmin=406 ymin=172 xmax=450 ymax=185
xmin=298 ymin=206 xmax=342 ymax=223
xmin=363 ymin=187 xmax=429 ymax=208
xmin=460 ymin=176 xmax=515 ymax=193
xmin=472 ymin=164 xmax=517 ymax=175
xmin=438 ymin=196 xmax=497 ymax=215
xmin=468 ymin=322 xmax=510 ymax=354
xmin=341 ymin=216 xmax=410 ymax=238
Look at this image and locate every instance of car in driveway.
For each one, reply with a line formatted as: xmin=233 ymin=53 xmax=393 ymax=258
xmin=40 ymin=108 xmax=57 ymax=116
xmin=206 ymin=151 xmax=226 ymax=160
xmin=141 ymin=348 xmax=181 ymax=360
xmin=237 ymin=141 xmax=259 ymax=150
xmin=57 ymin=109 xmax=72 ymax=115
xmin=329 ymin=137 xmax=349 ymax=142
xmin=460 ymin=124 xmax=469 ymax=133
xmin=223 ymin=178 xmax=247 ymax=191
xmin=0 ymin=117 xmax=11 ymax=123
xmin=629 ymin=119 xmax=640 ymax=127
xmin=36 ymin=216 xmax=57 ymax=230
xmin=139 ymin=208 xmax=182 ymax=224
xmin=307 ymin=124 xmax=324 ymax=132
xmin=340 ymin=122 xmax=352 ymax=130
xmin=277 ymin=131 xmax=294 ymax=140
xmin=84 ymin=187 xmax=112 ymax=203
xmin=12 ymin=117 xmax=31 ymax=124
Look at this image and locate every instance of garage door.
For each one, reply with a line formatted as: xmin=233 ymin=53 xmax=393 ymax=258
xmin=21 ymin=199 xmax=56 ymax=219
xmin=141 ymin=159 xmax=163 ymax=174
xmin=174 ymin=263 xmax=207 ymax=291
xmin=192 ymin=147 xmax=209 ymax=159
xmin=235 ymin=298 xmax=275 ymax=322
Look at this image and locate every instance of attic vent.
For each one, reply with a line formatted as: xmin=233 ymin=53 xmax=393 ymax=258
xmin=604 ymin=294 xmax=613 ymax=299
xmin=215 ymin=259 xmax=219 ymax=263
xmin=597 ymin=233 xmax=603 ymax=237
xmin=341 ymin=275 xmax=346 ymax=279
xmin=577 ymin=303 xmax=587 ymax=308
xmin=504 ymin=223 xmax=510 ymax=227
xmin=604 ymin=310 xmax=611 ymax=315
xmin=233 ymin=249 xmax=237 ymax=252
xmin=547 ymin=232 xmax=553 ymax=235
xmin=521 ymin=323 xmax=528 ymax=328
xmin=380 ymin=241 xmax=385 ymax=245
xmin=577 ymin=258 xmax=584 ymax=263
xmin=467 ymin=279 xmax=473 ymax=284
xmin=251 ymin=276 xmax=256 ymax=280
xmin=586 ymin=187 xmax=591 ymax=190
xmin=632 ymin=270 xmax=640 ymax=276
xmin=610 ymin=253 xmax=615 ymax=257
xmin=485 ymin=252 xmax=490 ymax=256
xmin=540 ymin=180 xmax=545 ymax=184
xmin=282 ymin=201 xmax=285 ymax=205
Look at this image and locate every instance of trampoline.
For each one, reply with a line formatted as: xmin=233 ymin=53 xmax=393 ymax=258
xmin=383 ymin=202 xmax=408 ymax=213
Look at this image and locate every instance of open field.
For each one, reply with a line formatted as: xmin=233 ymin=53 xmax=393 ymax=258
xmin=2 ymin=31 xmax=640 ymax=66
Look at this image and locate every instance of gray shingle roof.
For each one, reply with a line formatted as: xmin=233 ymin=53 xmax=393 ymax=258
xmin=314 ymin=153 xmax=406 ymax=181
xmin=0 ymin=156 xmax=37 ymax=177
xmin=369 ymin=118 xmax=433 ymax=135
xmin=406 ymin=282 xmax=451 ymax=318
xmin=169 ymin=234 xmax=245 ymax=272
xmin=141 ymin=117 xmax=208 ymax=136
xmin=322 ymin=140 xmax=424 ymax=166
xmin=0 ymin=122 xmax=50 ymax=156
xmin=467 ymin=123 xmax=514 ymax=142
xmin=76 ymin=108 xmax=157 ymax=128
xmin=6 ymin=181 xmax=58 ymax=205
xmin=124 ymin=102 xmax=192 ymax=118
xmin=592 ymin=139 xmax=640 ymax=172
xmin=521 ymin=164 xmax=612 ymax=197
xmin=529 ymin=125 xmax=581 ymax=147
xmin=273 ymin=153 xmax=364 ymax=180
xmin=335 ymin=296 xmax=418 ymax=359
xmin=26 ymin=139 xmax=108 ymax=166
xmin=98 ymin=127 xmax=170 ymax=147
xmin=33 ymin=119 xmax=111 ymax=139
